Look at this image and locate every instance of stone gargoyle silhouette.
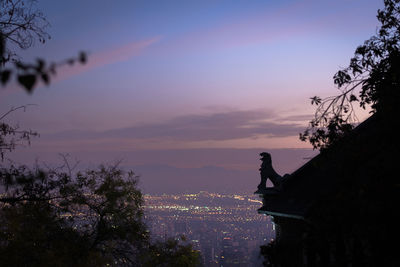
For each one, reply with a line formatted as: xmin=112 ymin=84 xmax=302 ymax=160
xmin=256 ymin=152 xmax=289 ymax=193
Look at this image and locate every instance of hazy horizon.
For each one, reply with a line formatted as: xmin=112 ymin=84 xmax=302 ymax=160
xmin=1 ymin=0 xmax=381 ymax=194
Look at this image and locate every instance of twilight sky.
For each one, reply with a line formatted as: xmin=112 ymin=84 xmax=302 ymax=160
xmin=1 ymin=0 xmax=383 ymax=193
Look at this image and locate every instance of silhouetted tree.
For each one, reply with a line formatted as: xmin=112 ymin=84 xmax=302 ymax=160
xmin=143 ymin=237 xmax=201 ymax=267
xmin=0 ymin=162 xmax=200 ymax=266
xmin=0 ymin=105 xmax=38 ymax=160
xmin=0 ymin=162 xmax=148 ymax=265
xmin=1 ymin=2 xmax=201 ymax=266
xmin=0 ymin=0 xmax=50 ymax=63
xmin=300 ymin=0 xmax=400 ymax=150
xmin=0 ymin=0 xmax=82 ymax=161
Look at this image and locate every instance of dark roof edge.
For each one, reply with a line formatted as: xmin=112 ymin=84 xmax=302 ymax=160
xmin=290 ymin=114 xmax=377 ymax=177
xmin=258 ymin=209 xmax=304 ymax=220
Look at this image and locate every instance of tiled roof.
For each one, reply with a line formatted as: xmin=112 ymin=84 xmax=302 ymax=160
xmin=257 ymin=114 xmax=382 ymax=219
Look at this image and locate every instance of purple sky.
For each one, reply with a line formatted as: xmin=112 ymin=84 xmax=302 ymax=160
xmin=1 ymin=0 xmax=382 ymax=193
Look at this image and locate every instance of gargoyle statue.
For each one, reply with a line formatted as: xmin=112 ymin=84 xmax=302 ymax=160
xmin=256 ymin=152 xmax=289 ymax=192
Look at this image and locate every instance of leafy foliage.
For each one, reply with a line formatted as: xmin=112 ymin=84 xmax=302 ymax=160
xmin=0 ymin=0 xmax=87 ymax=93
xmin=0 ymin=31 xmax=87 ymax=93
xmin=301 ymin=0 xmax=400 ymax=150
xmin=0 ymin=163 xmax=200 ymax=266
xmin=143 ymin=237 xmax=201 ymax=267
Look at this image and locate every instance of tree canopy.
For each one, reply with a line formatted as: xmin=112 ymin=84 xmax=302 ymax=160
xmin=301 ymin=0 xmax=400 ymax=150
xmin=0 ymin=162 xmax=201 ymax=266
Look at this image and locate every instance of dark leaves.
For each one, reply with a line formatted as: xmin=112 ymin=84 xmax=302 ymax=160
xmin=1 ymin=53 xmax=87 ymax=93
xmin=41 ymin=73 xmax=49 ymax=85
xmin=333 ymin=70 xmax=352 ymax=88
xmin=301 ymin=115 xmax=354 ymax=150
xmin=2 ymin=28 xmax=87 ymax=92
xmin=310 ymin=96 xmax=322 ymax=105
xmin=349 ymin=94 xmax=358 ymax=102
xmin=0 ymin=70 xmax=11 ymax=85
xmin=301 ymin=0 xmax=400 ymax=150
xmin=79 ymin=52 xmax=87 ymax=64
xmin=36 ymin=59 xmax=45 ymax=72
xmin=17 ymin=74 xmax=36 ymax=93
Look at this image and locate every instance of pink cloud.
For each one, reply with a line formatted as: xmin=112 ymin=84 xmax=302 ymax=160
xmin=0 ymin=36 xmax=161 ymax=99
xmin=51 ymin=36 xmax=162 ymax=83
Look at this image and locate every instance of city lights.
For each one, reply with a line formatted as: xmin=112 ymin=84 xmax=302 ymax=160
xmin=143 ymin=191 xmax=275 ymax=266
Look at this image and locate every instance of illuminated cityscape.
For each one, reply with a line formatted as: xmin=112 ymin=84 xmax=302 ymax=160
xmin=144 ymin=191 xmax=275 ymax=266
